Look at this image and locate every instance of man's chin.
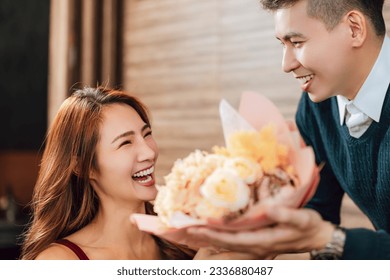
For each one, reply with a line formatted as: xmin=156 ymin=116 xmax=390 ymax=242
xmin=307 ymin=92 xmax=328 ymax=103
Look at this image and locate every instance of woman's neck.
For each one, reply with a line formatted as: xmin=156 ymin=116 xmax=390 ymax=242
xmin=69 ymin=202 xmax=161 ymax=259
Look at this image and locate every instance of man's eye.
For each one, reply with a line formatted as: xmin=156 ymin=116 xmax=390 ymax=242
xmin=291 ymin=41 xmax=303 ymax=47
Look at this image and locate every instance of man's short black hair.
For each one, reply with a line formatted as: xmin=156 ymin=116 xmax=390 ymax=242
xmin=260 ymin=0 xmax=386 ymax=36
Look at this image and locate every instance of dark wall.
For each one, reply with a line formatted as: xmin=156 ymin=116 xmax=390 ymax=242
xmin=0 ymin=0 xmax=50 ymax=150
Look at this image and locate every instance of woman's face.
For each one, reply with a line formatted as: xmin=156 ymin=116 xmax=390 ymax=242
xmin=91 ymin=103 xmax=159 ymax=205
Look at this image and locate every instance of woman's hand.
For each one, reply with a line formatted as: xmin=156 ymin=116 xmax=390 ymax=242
xmin=189 ymin=206 xmax=335 ymax=259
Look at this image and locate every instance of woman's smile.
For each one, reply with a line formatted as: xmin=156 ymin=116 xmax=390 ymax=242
xmin=132 ymin=165 xmax=156 ymax=187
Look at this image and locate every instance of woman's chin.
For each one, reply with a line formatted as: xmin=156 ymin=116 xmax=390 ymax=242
xmin=134 ymin=185 xmax=158 ymax=202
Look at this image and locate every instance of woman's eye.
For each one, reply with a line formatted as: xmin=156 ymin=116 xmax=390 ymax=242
xmin=119 ymin=140 xmax=132 ymax=147
xmin=144 ymin=131 xmax=152 ymax=138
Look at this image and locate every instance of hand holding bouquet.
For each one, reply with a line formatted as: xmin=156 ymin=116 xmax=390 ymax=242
xmin=132 ymin=92 xmax=319 ymax=248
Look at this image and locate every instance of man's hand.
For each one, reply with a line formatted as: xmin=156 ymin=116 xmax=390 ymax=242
xmin=193 ymin=247 xmax=260 ymax=260
xmin=188 ymin=206 xmax=334 ymax=259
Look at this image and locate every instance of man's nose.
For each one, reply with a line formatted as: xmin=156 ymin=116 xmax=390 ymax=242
xmin=282 ymin=47 xmax=300 ymax=73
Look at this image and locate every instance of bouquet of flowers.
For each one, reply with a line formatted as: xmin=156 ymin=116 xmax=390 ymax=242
xmin=132 ymin=92 xmax=319 ymax=248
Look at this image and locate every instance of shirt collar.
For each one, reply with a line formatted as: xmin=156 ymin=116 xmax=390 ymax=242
xmin=337 ymin=36 xmax=390 ymax=125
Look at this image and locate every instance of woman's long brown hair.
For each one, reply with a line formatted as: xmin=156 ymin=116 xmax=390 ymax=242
xmin=20 ymin=87 xmax=195 ymax=260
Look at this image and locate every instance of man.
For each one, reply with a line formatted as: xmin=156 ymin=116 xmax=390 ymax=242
xmin=189 ymin=0 xmax=390 ymax=259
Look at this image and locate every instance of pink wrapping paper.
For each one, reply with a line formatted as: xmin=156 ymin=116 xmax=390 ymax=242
xmin=131 ymin=92 xmax=319 ymax=249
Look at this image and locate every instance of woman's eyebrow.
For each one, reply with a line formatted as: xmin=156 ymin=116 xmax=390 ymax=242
xmin=141 ymin=123 xmax=151 ymax=132
xmin=111 ymin=124 xmax=150 ymax=144
xmin=111 ymin=130 xmax=135 ymax=144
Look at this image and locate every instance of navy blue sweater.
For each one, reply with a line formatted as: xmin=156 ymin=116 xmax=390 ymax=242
xmin=295 ymin=86 xmax=390 ymax=259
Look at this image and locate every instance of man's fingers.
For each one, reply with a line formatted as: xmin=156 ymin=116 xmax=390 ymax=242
xmin=285 ymin=119 xmax=297 ymax=131
xmin=265 ymin=206 xmax=314 ymax=229
xmin=194 ymin=246 xmax=259 ymax=260
xmin=188 ymin=227 xmax=278 ymax=250
xmin=188 ymin=227 xmax=238 ymax=248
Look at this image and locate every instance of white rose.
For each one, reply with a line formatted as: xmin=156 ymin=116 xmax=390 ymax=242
xmin=200 ymin=168 xmax=250 ymax=212
xmin=194 ymin=199 xmax=228 ymax=220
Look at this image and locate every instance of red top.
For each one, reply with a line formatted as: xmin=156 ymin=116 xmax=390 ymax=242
xmin=55 ymin=239 xmax=89 ymax=260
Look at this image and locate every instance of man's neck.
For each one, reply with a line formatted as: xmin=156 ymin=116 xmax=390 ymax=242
xmin=345 ymin=35 xmax=384 ymax=100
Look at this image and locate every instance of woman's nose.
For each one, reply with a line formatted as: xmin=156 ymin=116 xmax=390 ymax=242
xmin=137 ymin=139 xmax=157 ymax=162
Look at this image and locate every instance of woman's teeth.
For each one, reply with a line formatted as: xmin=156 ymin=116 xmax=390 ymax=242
xmin=132 ymin=166 xmax=154 ymax=178
xmin=137 ymin=176 xmax=152 ymax=184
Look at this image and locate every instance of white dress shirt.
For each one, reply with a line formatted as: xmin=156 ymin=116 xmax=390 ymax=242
xmin=337 ymin=36 xmax=390 ymax=138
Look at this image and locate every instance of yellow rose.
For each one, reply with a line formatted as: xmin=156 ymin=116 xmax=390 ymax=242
xmin=224 ymin=157 xmax=263 ymax=184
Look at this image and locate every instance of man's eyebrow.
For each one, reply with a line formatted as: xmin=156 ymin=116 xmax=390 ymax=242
xmin=111 ymin=124 xmax=151 ymax=144
xmin=277 ymin=32 xmax=306 ymax=41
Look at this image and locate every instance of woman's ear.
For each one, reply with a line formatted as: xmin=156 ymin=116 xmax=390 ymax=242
xmin=74 ymin=165 xmax=98 ymax=181
xmin=72 ymin=156 xmax=98 ymax=180
xmin=346 ymin=10 xmax=367 ymax=47
xmin=89 ymin=168 xmax=97 ymax=180
xmin=72 ymin=157 xmax=96 ymax=179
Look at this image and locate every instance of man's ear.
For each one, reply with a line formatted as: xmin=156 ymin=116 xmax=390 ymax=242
xmin=346 ymin=10 xmax=367 ymax=47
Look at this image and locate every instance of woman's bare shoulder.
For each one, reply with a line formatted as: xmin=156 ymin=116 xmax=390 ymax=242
xmin=35 ymin=243 xmax=79 ymax=260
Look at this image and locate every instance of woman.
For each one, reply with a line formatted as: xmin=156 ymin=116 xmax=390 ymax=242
xmin=21 ymin=86 xmax=257 ymax=260
xmin=20 ymin=87 xmax=197 ymax=259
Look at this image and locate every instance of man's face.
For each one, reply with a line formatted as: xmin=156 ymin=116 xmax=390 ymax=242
xmin=274 ymin=0 xmax=355 ymax=102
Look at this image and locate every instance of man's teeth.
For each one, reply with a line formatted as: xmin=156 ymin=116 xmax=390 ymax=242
xmin=133 ymin=166 xmax=154 ymax=178
xmin=298 ymin=74 xmax=314 ymax=84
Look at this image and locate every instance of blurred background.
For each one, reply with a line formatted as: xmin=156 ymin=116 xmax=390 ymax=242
xmin=1 ymin=0 xmax=389 ymax=259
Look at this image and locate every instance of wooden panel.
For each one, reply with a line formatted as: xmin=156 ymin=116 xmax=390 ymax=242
xmin=122 ymin=0 xmax=300 ymax=182
xmin=48 ymin=0 xmax=77 ymax=125
xmin=122 ymin=0 xmax=390 ymax=232
xmin=80 ymin=0 xmax=98 ymax=85
xmin=218 ymin=0 xmax=301 ymax=119
xmin=100 ymin=0 xmax=121 ymax=85
xmin=48 ymin=0 xmax=123 ymax=125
